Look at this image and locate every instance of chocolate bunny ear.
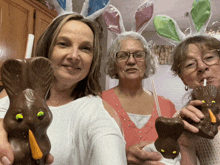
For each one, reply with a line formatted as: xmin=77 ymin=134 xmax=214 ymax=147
xmin=155 ymin=117 xmax=184 ymax=141
xmin=28 ymin=57 xmax=54 ymax=98
xmin=1 ymin=59 xmax=27 ymax=97
xmin=192 ymin=85 xmax=218 ymax=100
xmin=132 ymin=0 xmax=153 ymax=34
xmin=102 ymin=4 xmax=125 ymax=35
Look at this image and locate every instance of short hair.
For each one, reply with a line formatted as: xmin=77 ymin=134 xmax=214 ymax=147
xmin=105 ymin=32 xmax=157 ymax=79
xmin=35 ymin=13 xmax=102 ymax=99
xmin=171 ymin=35 xmax=220 ymax=76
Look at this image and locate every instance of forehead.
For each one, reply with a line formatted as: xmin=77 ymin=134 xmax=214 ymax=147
xmin=186 ymin=44 xmax=206 ymax=58
xmin=58 ymin=20 xmax=94 ymax=43
xmin=120 ymin=37 xmax=144 ymax=51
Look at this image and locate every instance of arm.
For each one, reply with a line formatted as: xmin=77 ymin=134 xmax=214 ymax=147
xmin=102 ymin=100 xmax=123 ymax=133
xmin=178 ymin=132 xmax=199 ymax=165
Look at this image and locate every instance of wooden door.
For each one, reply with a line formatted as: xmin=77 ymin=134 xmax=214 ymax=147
xmin=0 ymin=0 xmax=34 ymax=84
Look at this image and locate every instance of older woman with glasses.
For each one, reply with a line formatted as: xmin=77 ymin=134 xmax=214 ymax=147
xmin=102 ymin=33 xmax=177 ymax=165
xmin=171 ymin=35 xmax=220 ymax=165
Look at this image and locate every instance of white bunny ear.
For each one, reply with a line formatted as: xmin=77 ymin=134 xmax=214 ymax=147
xmin=132 ymin=0 xmax=154 ymax=34
xmin=188 ymin=0 xmax=211 ymax=35
xmin=153 ymin=15 xmax=186 ymax=45
xmin=102 ymin=4 xmax=125 ymax=35
xmin=81 ymin=0 xmax=110 ymax=20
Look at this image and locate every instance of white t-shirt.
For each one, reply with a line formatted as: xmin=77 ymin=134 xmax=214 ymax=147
xmin=0 ymin=95 xmax=127 ymax=165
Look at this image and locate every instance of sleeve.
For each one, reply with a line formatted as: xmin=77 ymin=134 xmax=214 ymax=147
xmin=0 ymin=96 xmax=9 ymax=118
xmin=85 ymin=98 xmax=127 ymax=165
xmin=90 ymin=134 xmax=127 ymax=165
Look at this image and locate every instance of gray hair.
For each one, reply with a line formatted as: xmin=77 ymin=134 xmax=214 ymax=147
xmin=105 ymin=31 xmax=157 ymax=79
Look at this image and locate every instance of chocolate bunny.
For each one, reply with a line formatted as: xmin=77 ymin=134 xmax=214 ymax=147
xmin=1 ymin=57 xmax=54 ymax=165
xmin=143 ymin=117 xmax=184 ymax=164
xmin=183 ymin=85 xmax=220 ymax=139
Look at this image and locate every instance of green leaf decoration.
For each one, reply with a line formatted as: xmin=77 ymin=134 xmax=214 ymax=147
xmin=191 ymin=0 xmax=211 ymax=32
xmin=154 ymin=16 xmax=180 ymax=41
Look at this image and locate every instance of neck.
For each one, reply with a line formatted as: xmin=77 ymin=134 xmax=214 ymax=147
xmin=47 ymin=82 xmax=77 ymax=107
xmin=116 ymin=78 xmax=144 ymax=97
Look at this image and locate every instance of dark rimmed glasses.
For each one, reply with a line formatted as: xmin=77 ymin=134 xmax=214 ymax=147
xmin=116 ymin=51 xmax=147 ymax=62
xmin=181 ymin=49 xmax=220 ymax=74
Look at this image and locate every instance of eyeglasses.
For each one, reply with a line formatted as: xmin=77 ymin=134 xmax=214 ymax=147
xmin=181 ymin=49 xmax=220 ymax=74
xmin=116 ymin=51 xmax=147 ymax=61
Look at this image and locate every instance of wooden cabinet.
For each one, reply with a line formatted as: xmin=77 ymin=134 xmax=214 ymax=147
xmin=0 ymin=0 xmax=57 ymax=84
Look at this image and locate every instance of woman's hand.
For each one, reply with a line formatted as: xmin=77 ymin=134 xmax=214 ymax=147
xmin=126 ymin=141 xmax=164 ymax=165
xmin=179 ymin=100 xmax=204 ymax=133
xmin=0 ymin=119 xmax=13 ymax=165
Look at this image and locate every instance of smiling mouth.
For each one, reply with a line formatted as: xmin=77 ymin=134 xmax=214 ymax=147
xmin=63 ymin=65 xmax=81 ymax=70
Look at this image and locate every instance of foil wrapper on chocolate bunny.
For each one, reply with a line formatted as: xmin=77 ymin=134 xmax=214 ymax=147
xmin=1 ymin=57 xmax=54 ymax=165
xmin=183 ymin=85 xmax=220 ymax=139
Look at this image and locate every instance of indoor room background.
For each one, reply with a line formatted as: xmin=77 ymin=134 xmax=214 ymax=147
xmin=1 ymin=0 xmax=220 ymax=110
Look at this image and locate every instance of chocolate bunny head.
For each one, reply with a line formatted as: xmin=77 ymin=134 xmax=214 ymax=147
xmin=155 ymin=117 xmax=184 ymax=159
xmin=189 ymin=85 xmax=220 ymax=139
xmin=2 ymin=57 xmax=54 ymax=164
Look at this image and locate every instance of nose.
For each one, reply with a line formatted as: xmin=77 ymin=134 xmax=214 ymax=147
xmin=197 ymin=60 xmax=209 ymax=73
xmin=67 ymin=47 xmax=80 ymax=61
xmin=126 ymin=54 xmax=136 ymax=65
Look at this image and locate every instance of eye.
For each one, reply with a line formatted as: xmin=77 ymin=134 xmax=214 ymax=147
xmin=185 ymin=61 xmax=196 ymax=68
xmin=37 ymin=111 xmax=44 ymax=120
xmin=161 ymin=149 xmax=165 ymax=153
xmin=57 ymin=41 xmax=68 ymax=47
xmin=202 ymin=100 xmax=205 ymax=103
xmin=173 ymin=151 xmax=177 ymax=154
xmin=212 ymin=101 xmax=216 ymax=104
xmin=16 ymin=114 xmax=23 ymax=122
xmin=82 ymin=46 xmax=92 ymax=53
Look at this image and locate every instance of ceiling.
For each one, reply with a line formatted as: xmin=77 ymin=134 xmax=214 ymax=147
xmin=71 ymin=0 xmax=220 ymax=32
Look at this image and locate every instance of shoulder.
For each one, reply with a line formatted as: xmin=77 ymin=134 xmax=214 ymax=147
xmin=157 ymin=95 xmax=177 ymax=116
xmin=102 ymin=88 xmax=114 ymax=97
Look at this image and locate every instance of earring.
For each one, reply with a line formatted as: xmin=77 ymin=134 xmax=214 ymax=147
xmin=185 ymin=86 xmax=188 ymax=91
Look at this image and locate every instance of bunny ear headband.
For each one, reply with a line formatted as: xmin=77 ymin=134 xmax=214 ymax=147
xmin=102 ymin=0 xmax=153 ymax=38
xmin=50 ymin=0 xmax=110 ymax=20
xmin=153 ymin=0 xmax=212 ymax=45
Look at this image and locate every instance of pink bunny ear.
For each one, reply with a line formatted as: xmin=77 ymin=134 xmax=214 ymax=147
xmin=102 ymin=4 xmax=125 ymax=34
xmin=133 ymin=0 xmax=153 ymax=34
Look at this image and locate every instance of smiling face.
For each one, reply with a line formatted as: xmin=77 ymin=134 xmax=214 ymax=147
xmin=116 ymin=37 xmax=146 ymax=81
xmin=50 ymin=20 xmax=94 ymax=88
xmin=180 ymin=44 xmax=220 ymax=89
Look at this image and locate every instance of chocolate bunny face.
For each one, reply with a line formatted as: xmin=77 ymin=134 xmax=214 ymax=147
xmin=155 ymin=117 xmax=184 ymax=159
xmin=184 ymin=85 xmax=220 ymax=139
xmin=2 ymin=57 xmax=53 ymax=165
